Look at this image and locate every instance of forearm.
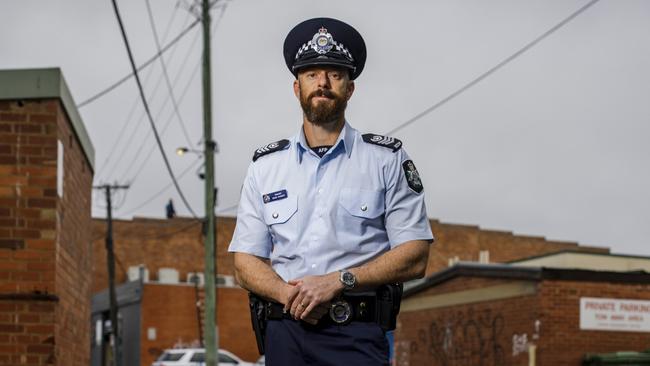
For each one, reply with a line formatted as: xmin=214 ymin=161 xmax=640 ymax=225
xmin=233 ymin=252 xmax=289 ymax=304
xmin=284 ymin=240 xmax=429 ymax=322
xmin=349 ymin=240 xmax=430 ymax=289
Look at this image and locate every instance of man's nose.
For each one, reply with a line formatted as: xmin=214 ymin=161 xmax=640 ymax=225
xmin=316 ymin=72 xmax=331 ymax=87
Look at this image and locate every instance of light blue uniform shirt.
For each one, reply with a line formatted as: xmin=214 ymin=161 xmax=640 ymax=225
xmin=228 ymin=122 xmax=434 ymax=282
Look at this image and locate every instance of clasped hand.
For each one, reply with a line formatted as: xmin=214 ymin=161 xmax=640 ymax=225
xmin=282 ymin=272 xmax=343 ymax=325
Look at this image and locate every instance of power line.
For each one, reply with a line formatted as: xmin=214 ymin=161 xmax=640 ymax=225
xmin=385 ymin=0 xmax=601 ymax=136
xmin=119 ymin=156 xmax=202 ymax=216
xmin=145 ymin=0 xmax=194 ymax=147
xmin=94 ymin=7 xmax=189 ymax=181
xmin=77 ymin=16 xmax=200 ymax=108
xmin=111 ymin=0 xmax=198 ymax=218
xmin=122 ymin=51 xmax=202 ymax=183
xmin=193 ymin=0 xmax=601 ymax=218
xmin=100 ymin=15 xmax=201 ymax=183
xmin=120 ymin=4 xmax=228 ymax=185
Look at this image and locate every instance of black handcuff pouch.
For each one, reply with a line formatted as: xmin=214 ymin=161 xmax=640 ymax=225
xmin=376 ymin=283 xmax=403 ymax=331
xmin=248 ymin=292 xmax=267 ymax=355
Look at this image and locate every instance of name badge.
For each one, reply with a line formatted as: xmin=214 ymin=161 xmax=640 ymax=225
xmin=262 ymin=189 xmax=288 ymax=204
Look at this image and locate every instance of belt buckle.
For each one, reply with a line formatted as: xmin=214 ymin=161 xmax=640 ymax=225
xmin=329 ymin=299 xmax=352 ymax=324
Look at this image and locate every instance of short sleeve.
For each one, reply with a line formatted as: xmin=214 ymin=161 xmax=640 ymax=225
xmin=228 ymin=163 xmax=272 ymax=257
xmin=384 ymin=149 xmax=434 ymax=248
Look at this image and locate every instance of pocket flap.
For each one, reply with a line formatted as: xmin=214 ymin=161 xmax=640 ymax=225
xmin=262 ymin=195 xmax=298 ymax=225
xmin=339 ymin=188 xmax=385 ymax=219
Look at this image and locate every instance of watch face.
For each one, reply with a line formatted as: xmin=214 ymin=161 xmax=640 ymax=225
xmin=342 ymin=271 xmax=355 ymax=287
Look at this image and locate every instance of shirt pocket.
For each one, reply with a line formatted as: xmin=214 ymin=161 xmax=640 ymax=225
xmin=262 ymin=195 xmax=298 ymax=225
xmin=339 ymin=187 xmax=385 ymax=219
xmin=336 ymin=187 xmax=386 ymax=251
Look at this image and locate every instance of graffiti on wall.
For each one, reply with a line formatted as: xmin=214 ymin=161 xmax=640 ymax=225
xmin=512 ymin=333 xmax=528 ymax=356
xmin=414 ymin=308 xmax=506 ymax=366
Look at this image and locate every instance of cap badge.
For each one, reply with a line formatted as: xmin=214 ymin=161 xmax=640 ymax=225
xmin=311 ymin=27 xmax=334 ymax=54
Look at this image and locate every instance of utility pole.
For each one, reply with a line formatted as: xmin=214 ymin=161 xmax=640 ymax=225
xmin=94 ymin=183 xmax=129 ymax=366
xmin=201 ymin=0 xmax=218 ymax=365
xmin=191 ymin=274 xmax=204 ymax=348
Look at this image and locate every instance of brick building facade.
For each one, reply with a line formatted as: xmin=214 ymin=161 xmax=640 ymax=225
xmin=0 ymin=69 xmax=95 ymax=365
xmin=90 ymin=216 xmax=608 ymax=364
xmin=396 ymin=263 xmax=650 ymax=366
xmin=91 ymin=217 xmax=608 ymax=292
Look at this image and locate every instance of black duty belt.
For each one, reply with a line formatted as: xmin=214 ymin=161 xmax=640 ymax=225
xmin=266 ymin=291 xmax=378 ymax=325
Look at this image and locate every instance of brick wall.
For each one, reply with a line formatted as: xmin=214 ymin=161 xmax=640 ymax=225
xmin=53 ymin=101 xmax=93 ymax=366
xmin=0 ymin=98 xmax=93 ymax=365
xmin=427 ymin=220 xmax=608 ymax=274
xmin=91 ymin=217 xmax=607 ymax=290
xmin=537 ymin=280 xmax=650 ymax=365
xmin=91 ymin=217 xmax=236 ymax=293
xmin=396 ymin=276 xmax=540 ymax=366
xmin=416 ymin=276 xmax=526 ymax=297
xmin=396 ymin=274 xmax=650 ymax=366
xmin=139 ymin=284 xmax=257 ymax=365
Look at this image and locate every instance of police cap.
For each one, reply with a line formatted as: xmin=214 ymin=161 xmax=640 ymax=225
xmin=283 ymin=17 xmax=366 ymax=80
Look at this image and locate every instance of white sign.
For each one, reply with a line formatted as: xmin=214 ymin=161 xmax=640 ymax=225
xmin=580 ymin=297 xmax=650 ymax=332
xmin=57 ymin=140 xmax=64 ymax=197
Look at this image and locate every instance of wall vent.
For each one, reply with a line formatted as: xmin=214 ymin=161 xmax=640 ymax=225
xmin=479 ymin=250 xmax=490 ymax=264
xmin=448 ymin=256 xmax=460 ymax=267
xmin=187 ymin=272 xmax=205 ymax=287
xmin=158 ymin=268 xmax=179 ymax=284
xmin=127 ymin=265 xmax=149 ymax=283
xmin=216 ymin=275 xmax=236 ymax=288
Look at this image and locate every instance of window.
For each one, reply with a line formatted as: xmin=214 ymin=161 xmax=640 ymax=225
xmin=218 ymin=352 xmax=238 ymax=364
xmin=157 ymin=352 xmax=185 ymax=361
xmin=190 ymin=352 xmax=205 ymax=362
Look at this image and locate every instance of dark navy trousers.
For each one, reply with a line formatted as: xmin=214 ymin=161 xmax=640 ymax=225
xmin=265 ymin=318 xmax=389 ymax=365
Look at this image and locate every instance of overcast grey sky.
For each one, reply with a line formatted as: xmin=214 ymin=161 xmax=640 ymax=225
xmin=1 ymin=0 xmax=648 ymax=256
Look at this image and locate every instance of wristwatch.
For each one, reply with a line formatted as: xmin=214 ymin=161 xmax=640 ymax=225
xmin=339 ymin=270 xmax=356 ymax=289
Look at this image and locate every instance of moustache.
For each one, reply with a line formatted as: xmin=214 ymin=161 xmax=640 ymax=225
xmin=309 ymin=89 xmax=336 ymax=100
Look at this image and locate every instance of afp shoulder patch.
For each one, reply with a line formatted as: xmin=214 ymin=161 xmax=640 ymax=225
xmin=252 ymin=139 xmax=290 ymax=162
xmin=402 ymin=160 xmax=423 ymax=193
xmin=362 ymin=133 xmax=402 ymax=152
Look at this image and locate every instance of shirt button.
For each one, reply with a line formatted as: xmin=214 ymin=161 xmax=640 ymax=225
xmin=272 ymin=212 xmax=279 ymax=219
xmin=360 ymin=204 xmax=368 ymax=212
xmin=317 ymin=188 xmax=323 ymax=194
xmin=311 ymin=264 xmax=316 ymax=269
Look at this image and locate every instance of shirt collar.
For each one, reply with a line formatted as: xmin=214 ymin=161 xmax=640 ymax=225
xmin=295 ymin=121 xmax=356 ymax=163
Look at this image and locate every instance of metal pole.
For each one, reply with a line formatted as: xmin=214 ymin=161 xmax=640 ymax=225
xmin=202 ymin=0 xmax=218 ymax=364
xmin=94 ymin=183 xmax=129 ymax=366
xmin=105 ymin=185 xmax=121 ymax=366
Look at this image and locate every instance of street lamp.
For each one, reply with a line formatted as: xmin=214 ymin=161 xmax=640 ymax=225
xmin=176 ymin=144 xmax=218 ymax=156
xmin=176 ymin=147 xmax=203 ymax=156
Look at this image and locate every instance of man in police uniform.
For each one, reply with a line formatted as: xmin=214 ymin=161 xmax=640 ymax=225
xmin=229 ymin=17 xmax=434 ymax=365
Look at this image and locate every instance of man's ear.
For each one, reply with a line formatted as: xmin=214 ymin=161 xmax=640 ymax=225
xmin=293 ymin=79 xmax=300 ymax=99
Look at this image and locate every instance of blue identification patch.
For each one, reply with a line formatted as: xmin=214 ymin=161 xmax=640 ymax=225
xmin=262 ymin=190 xmax=288 ymax=204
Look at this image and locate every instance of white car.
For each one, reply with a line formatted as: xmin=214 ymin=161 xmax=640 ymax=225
xmin=151 ymin=348 xmax=255 ymax=366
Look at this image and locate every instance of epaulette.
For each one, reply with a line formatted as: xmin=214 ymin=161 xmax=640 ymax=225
xmin=252 ymin=139 xmax=290 ymax=162
xmin=362 ymin=133 xmax=402 ymax=152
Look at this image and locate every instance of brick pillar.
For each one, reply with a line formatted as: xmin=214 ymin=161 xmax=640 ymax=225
xmin=0 ymin=69 xmax=94 ymax=366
